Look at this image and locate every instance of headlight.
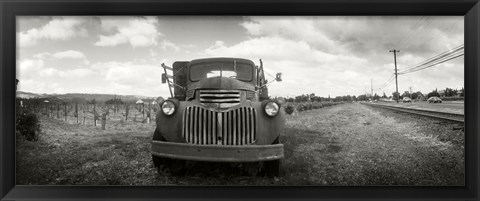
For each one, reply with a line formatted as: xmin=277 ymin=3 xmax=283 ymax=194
xmin=161 ymin=100 xmax=176 ymax=116
xmin=264 ymin=101 xmax=279 ymax=117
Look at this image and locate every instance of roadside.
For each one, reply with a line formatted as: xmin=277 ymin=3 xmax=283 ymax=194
xmin=281 ymin=103 xmax=464 ymax=185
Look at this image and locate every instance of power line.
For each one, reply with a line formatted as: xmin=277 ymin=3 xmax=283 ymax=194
xmin=396 ymin=17 xmax=435 ymax=49
xmin=394 ymin=17 xmax=427 ymax=48
xmin=377 ymin=75 xmax=395 ymax=91
xmin=422 ymin=18 xmax=463 ymax=46
xmin=399 ymin=51 xmax=464 ymax=75
xmin=401 ymin=44 xmax=463 ymax=72
xmin=398 ymin=44 xmax=464 ymax=75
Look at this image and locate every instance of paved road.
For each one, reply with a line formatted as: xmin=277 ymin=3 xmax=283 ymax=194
xmin=377 ymin=101 xmax=464 ymax=114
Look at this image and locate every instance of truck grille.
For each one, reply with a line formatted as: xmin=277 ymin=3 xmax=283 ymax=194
xmin=199 ymin=90 xmax=240 ymax=108
xmin=182 ymin=106 xmax=257 ymax=145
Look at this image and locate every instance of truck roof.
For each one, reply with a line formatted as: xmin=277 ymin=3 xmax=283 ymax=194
xmin=190 ymin=57 xmax=255 ymax=66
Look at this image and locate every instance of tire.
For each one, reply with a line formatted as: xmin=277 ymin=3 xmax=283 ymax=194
xmin=264 ymin=159 xmax=280 ymax=177
xmin=152 ymin=128 xmax=168 ymax=168
xmin=263 ymin=137 xmax=281 ymax=177
xmin=151 ymin=128 xmax=186 ymax=176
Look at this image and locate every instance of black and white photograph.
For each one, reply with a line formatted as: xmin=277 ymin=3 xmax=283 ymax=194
xmin=15 ymin=16 xmax=464 ymax=185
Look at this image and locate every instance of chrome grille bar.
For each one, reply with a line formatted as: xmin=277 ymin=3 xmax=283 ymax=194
xmin=183 ymin=106 xmax=256 ymax=145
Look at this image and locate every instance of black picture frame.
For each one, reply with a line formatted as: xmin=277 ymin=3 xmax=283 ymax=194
xmin=1 ymin=0 xmax=479 ymax=200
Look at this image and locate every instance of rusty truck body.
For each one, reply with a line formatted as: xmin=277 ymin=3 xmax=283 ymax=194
xmin=151 ymin=57 xmax=285 ymax=176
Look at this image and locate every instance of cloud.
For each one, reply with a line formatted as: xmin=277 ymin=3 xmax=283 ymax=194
xmin=17 ymin=79 xmax=65 ymax=94
xmin=90 ymin=61 xmax=169 ymax=96
xmin=204 ymin=36 xmax=367 ymax=71
xmin=95 ymin=17 xmax=161 ymax=48
xmin=52 ymin=50 xmax=86 ymax=59
xmin=18 ymin=58 xmax=94 ymax=81
xmin=18 ymin=59 xmax=45 ymax=79
xmin=33 ymin=50 xmax=89 ymax=65
xmin=17 ymin=17 xmax=88 ymax=47
xmin=160 ymin=40 xmax=180 ymax=52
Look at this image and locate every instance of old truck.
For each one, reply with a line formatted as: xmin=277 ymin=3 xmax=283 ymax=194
xmin=151 ymin=57 xmax=285 ymax=176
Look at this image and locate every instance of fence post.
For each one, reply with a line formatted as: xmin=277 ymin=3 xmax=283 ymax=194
xmin=64 ymin=103 xmax=67 ymax=122
xmin=101 ymin=113 xmax=106 ymax=130
xmin=93 ymin=102 xmax=96 ymax=127
xmin=125 ymin=104 xmax=129 ymax=121
xmin=75 ymin=102 xmax=79 ymax=124
xmin=83 ymin=104 xmax=86 ymax=125
xmin=18 ymin=100 xmax=23 ymax=116
xmin=57 ymin=104 xmax=59 ymax=119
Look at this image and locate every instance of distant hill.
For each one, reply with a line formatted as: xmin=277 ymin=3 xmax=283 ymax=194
xmin=16 ymin=91 xmax=46 ymax=99
xmin=16 ymin=91 xmax=158 ymax=104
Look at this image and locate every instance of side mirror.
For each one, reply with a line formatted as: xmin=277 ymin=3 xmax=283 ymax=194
xmin=161 ymin=73 xmax=167 ymax=84
xmin=275 ymin=73 xmax=282 ymax=82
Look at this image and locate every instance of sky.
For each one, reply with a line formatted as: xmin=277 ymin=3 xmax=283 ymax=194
xmin=16 ymin=16 xmax=464 ymax=98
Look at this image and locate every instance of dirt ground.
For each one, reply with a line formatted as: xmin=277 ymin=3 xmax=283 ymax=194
xmin=16 ymin=103 xmax=464 ymax=185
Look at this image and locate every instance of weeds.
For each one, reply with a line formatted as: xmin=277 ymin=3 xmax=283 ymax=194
xmin=17 ymin=113 xmax=41 ymax=141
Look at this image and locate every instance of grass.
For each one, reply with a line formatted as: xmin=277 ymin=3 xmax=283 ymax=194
xmin=16 ymin=103 xmax=464 ymax=185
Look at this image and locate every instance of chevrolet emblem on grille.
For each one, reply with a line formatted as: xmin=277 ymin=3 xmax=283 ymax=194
xmin=203 ymin=102 xmax=221 ymax=109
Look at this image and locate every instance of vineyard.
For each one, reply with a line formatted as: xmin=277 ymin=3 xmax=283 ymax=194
xmin=16 ymin=98 xmax=160 ymax=130
xmin=282 ymin=101 xmax=344 ymax=115
xmin=14 ymin=96 xmax=346 ymax=142
xmin=16 ymin=97 xmax=345 ymax=128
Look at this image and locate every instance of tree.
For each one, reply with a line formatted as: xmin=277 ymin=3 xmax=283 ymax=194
xmin=460 ymin=87 xmax=464 ymax=97
xmin=382 ymin=92 xmax=387 ymax=98
xmin=444 ymin=88 xmax=458 ymax=97
xmin=346 ymin=95 xmax=352 ymax=102
xmin=401 ymin=91 xmax=411 ymax=99
xmin=427 ymin=90 xmax=440 ymax=98
xmin=156 ymin=96 xmax=165 ymax=104
xmin=373 ymin=93 xmax=380 ymax=101
xmin=357 ymin=94 xmax=367 ymax=101
xmin=411 ymin=91 xmax=423 ymax=99
xmin=105 ymin=98 xmax=123 ymax=105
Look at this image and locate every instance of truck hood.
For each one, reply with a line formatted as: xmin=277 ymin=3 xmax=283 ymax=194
xmin=188 ymin=77 xmax=255 ymax=91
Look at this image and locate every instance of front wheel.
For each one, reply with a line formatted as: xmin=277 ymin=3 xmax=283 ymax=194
xmin=151 ymin=128 xmax=186 ymax=176
xmin=263 ymin=137 xmax=281 ymax=177
xmin=152 ymin=128 xmax=168 ymax=169
xmin=264 ymin=160 xmax=280 ymax=177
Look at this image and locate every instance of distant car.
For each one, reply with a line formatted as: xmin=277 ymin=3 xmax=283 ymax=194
xmin=402 ymin=97 xmax=412 ymax=103
xmin=427 ymin=96 xmax=442 ymax=103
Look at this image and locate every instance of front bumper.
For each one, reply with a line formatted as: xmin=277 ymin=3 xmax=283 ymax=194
xmin=151 ymin=141 xmax=284 ymax=162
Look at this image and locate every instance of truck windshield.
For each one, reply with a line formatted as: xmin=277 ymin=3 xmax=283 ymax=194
xmin=190 ymin=62 xmax=253 ymax=82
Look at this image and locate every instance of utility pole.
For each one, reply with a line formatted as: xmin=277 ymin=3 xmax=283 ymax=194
xmin=371 ymin=79 xmax=373 ymax=101
xmin=390 ymin=49 xmax=400 ymax=103
xmin=364 ymin=87 xmax=367 ymax=101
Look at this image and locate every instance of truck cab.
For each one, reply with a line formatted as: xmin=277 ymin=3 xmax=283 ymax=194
xmin=151 ymin=58 xmax=285 ymax=176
